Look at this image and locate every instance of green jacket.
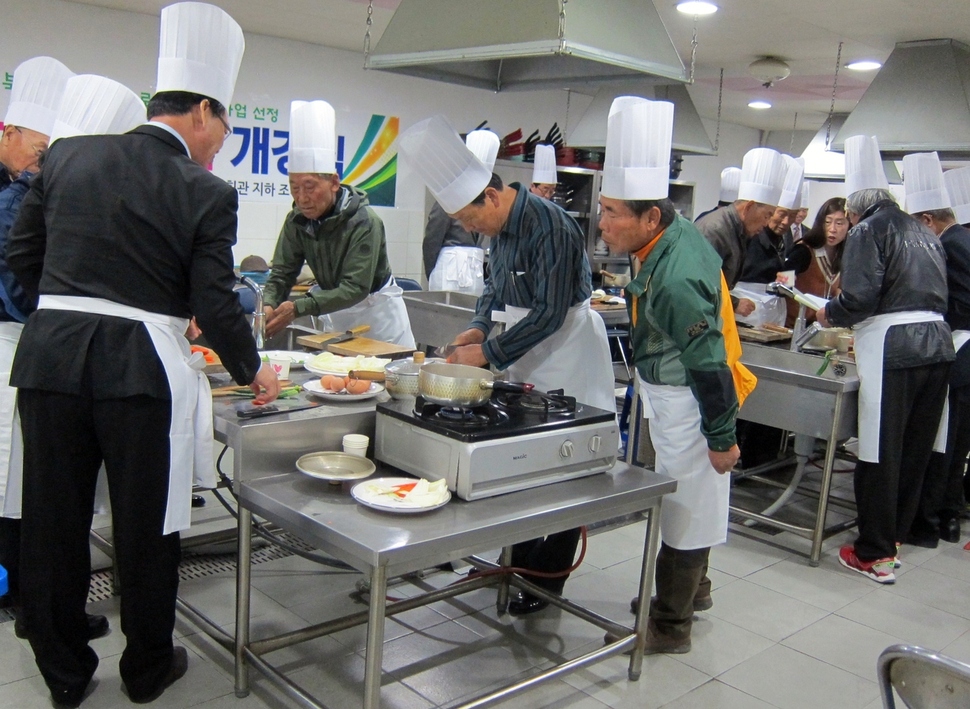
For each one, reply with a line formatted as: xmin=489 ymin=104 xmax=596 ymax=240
xmin=262 ymin=186 xmax=392 ymax=317
xmin=626 ymin=214 xmax=738 ymax=451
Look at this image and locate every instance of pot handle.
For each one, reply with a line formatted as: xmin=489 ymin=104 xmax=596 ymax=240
xmin=489 ymin=381 xmax=535 ymax=394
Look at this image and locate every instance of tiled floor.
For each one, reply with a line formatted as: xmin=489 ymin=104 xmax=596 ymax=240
xmin=2 ymin=471 xmax=970 ymax=709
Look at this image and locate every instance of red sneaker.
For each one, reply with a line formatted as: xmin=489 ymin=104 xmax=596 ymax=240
xmin=839 ymin=545 xmax=896 ymax=584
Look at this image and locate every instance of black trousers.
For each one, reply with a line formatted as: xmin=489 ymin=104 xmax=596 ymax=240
xmin=853 ymin=363 xmax=950 ymax=561
xmin=0 ymin=516 xmax=20 ymax=604
xmin=651 ymin=542 xmax=710 ymax=640
xmin=18 ymin=389 xmax=180 ymax=702
xmin=509 ymin=528 xmax=581 ymax=595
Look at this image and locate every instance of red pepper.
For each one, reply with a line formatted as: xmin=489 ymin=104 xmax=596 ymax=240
xmin=392 ymin=482 xmax=418 ymax=497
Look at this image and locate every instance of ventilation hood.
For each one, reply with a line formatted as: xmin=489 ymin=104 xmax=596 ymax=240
xmin=366 ymin=0 xmax=688 ymax=92
xmin=809 ymin=114 xmax=901 ymax=182
xmin=833 ymin=39 xmax=970 ymax=159
xmin=566 ymin=83 xmax=714 ymax=155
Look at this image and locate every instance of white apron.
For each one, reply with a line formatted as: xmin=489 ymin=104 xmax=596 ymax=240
xmin=323 ymin=276 xmax=416 ymax=349
xmin=494 ymin=300 xmax=616 ymax=413
xmin=853 ymin=310 xmax=946 ymax=463
xmin=428 ymin=246 xmax=485 ymax=296
xmin=36 ymin=295 xmax=215 ymax=534
xmin=635 ymin=374 xmax=730 ymax=550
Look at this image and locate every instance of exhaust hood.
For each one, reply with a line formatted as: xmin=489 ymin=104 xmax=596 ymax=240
xmin=567 ymin=83 xmax=714 ymax=155
xmin=807 ymin=114 xmax=901 ymax=183
xmin=833 ymin=39 xmax=970 ymax=159
xmin=366 ymin=0 xmax=688 ymax=92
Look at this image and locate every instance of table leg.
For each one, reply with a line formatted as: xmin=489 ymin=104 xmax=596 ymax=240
xmin=363 ymin=563 xmax=388 ymax=709
xmin=234 ymin=506 xmax=253 ymax=697
xmin=629 ymin=501 xmax=662 ymax=681
xmin=809 ymin=390 xmax=846 ymax=567
xmin=496 ymin=546 xmax=513 ymax=613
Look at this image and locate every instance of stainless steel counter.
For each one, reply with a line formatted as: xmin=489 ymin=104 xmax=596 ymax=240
xmin=233 ymin=462 xmax=676 ymax=708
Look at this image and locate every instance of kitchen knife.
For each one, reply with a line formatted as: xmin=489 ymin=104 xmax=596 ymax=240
xmin=236 ymin=401 xmax=323 ymax=419
xmin=434 ymin=343 xmax=458 ymax=358
xmin=326 ymin=330 xmax=359 ymax=345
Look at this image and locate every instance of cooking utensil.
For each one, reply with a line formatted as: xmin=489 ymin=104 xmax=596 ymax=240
xmin=433 ymin=343 xmax=458 ymax=358
xmin=417 ymin=362 xmax=533 ymax=407
xmin=295 ymin=451 xmax=375 ymax=484
xmin=236 ymin=401 xmax=323 ymax=419
xmin=384 ymin=352 xmax=443 ymax=399
xmin=348 ymin=369 xmax=385 ymax=381
xmin=211 ymin=380 xmax=293 ymax=396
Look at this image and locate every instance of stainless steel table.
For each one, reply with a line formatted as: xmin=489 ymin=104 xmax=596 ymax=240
xmin=233 ymin=463 xmax=676 ymax=709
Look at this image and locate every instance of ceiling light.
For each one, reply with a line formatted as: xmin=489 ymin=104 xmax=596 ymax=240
xmin=748 ymin=100 xmax=772 ymax=109
xmin=748 ymin=57 xmax=791 ymax=88
xmin=676 ymin=1 xmax=718 ymax=15
xmin=846 ymin=60 xmax=882 ymax=71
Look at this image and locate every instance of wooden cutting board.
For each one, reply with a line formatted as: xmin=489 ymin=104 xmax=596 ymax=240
xmin=295 ymin=325 xmax=371 ymax=350
xmin=737 ymin=327 xmax=791 ymax=343
xmin=327 ymin=337 xmax=415 ymax=359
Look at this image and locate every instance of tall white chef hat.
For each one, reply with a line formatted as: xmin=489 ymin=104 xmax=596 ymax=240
xmin=465 ymin=129 xmax=499 ymax=172
xmin=3 ymin=56 xmax=74 ymax=137
xmin=398 ymin=115 xmax=492 ymax=214
xmin=944 ymin=166 xmax=970 ymax=225
xmin=288 ymin=100 xmax=337 ymax=174
xmin=601 ymin=96 xmax=673 ymax=201
xmin=719 ymin=167 xmax=741 ymax=203
xmin=532 ymin=144 xmax=558 ymax=184
xmin=778 ymin=156 xmax=806 ymax=210
xmin=737 ymin=147 xmax=787 ymax=206
xmin=903 ymin=151 xmax=951 ymax=214
xmin=49 ymin=75 xmax=146 ymax=144
xmin=799 ymin=180 xmax=811 ymax=210
xmin=155 ymin=2 xmax=245 ymax=109
xmin=844 ymin=135 xmax=889 ymax=197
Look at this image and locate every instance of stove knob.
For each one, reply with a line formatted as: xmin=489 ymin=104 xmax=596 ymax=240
xmin=559 ymin=440 xmax=574 ymax=458
xmin=589 ymin=435 xmax=602 ymax=453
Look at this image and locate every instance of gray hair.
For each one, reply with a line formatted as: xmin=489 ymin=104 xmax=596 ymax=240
xmin=845 ymin=188 xmax=896 ymax=217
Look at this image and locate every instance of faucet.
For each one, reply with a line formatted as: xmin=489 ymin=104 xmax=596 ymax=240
xmin=238 ymin=275 xmax=264 ymax=349
xmin=766 ymin=281 xmax=819 ymax=352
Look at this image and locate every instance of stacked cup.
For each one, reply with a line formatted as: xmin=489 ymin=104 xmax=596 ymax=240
xmin=343 ymin=434 xmax=369 ymax=457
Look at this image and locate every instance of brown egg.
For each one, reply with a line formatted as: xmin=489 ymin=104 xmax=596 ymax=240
xmin=320 ymin=374 xmax=342 ymax=392
xmin=345 ymin=379 xmax=370 ymax=395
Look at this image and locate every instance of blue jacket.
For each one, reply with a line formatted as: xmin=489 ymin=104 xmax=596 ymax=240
xmin=0 ymin=169 xmax=32 ymax=322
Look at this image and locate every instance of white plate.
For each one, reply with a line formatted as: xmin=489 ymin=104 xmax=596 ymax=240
xmin=351 ymin=477 xmax=451 ymax=513
xmin=260 ymin=350 xmax=311 ymax=369
xmin=303 ymin=380 xmax=385 ymax=401
xmin=295 ymin=451 xmax=375 ymax=482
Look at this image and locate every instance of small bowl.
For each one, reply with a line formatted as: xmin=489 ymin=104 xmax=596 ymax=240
xmin=295 ymin=451 xmax=376 ymax=484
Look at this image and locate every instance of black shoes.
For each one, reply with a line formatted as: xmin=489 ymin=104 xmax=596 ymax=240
xmin=507 ymin=592 xmax=550 ymax=616
xmin=940 ymin=518 xmax=962 ymax=544
xmin=129 ymin=647 xmax=188 ymax=704
xmin=14 ymin=612 xmax=110 ymax=641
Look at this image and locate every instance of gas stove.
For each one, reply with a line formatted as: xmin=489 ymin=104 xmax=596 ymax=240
xmin=375 ymin=392 xmax=619 ymax=500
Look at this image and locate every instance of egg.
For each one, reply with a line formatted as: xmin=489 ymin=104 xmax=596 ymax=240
xmin=345 ymin=379 xmax=370 ymax=395
xmin=320 ymin=374 xmax=343 ymax=392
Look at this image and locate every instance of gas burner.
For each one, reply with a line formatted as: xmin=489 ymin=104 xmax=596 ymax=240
xmin=494 ymin=390 xmax=577 ymax=417
xmin=412 ymin=397 xmax=510 ymax=427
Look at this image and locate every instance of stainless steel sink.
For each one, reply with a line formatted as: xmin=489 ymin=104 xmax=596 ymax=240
xmin=403 ymin=290 xmax=492 ymax=347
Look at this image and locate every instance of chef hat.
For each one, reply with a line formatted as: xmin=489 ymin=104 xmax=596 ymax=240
xmin=737 ymin=148 xmax=787 ymax=206
xmin=944 ymin=166 xmax=970 ymax=225
xmin=49 ymin=75 xmax=146 ymax=144
xmin=465 ymin=129 xmax=499 ymax=171
xmin=3 ymin=56 xmax=74 ymax=137
xmin=719 ymin=167 xmax=741 ymax=202
xmin=398 ymin=115 xmax=492 ymax=214
xmin=601 ymin=96 xmax=673 ymax=201
xmin=155 ymin=2 xmax=245 ymax=109
xmin=532 ymin=144 xmax=558 ymax=184
xmin=799 ymin=180 xmax=810 ymax=210
xmin=778 ymin=156 xmax=806 ymax=210
xmin=288 ymin=100 xmax=337 ymax=174
xmin=903 ymin=151 xmax=951 ymax=214
xmin=844 ymin=135 xmax=889 ymax=197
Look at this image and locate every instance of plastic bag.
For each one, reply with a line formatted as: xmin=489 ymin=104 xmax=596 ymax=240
xmin=732 ymin=282 xmax=787 ymax=328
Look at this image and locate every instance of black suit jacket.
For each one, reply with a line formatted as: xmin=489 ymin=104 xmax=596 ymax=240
xmin=7 ymin=124 xmax=260 ymax=397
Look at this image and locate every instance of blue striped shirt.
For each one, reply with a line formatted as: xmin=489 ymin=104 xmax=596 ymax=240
xmin=471 ymin=184 xmax=592 ymax=369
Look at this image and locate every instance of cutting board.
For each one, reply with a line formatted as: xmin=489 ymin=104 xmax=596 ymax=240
xmin=295 ymin=325 xmax=370 ymax=350
xmin=327 ymin=337 xmax=415 ymax=359
xmin=737 ymin=327 xmax=791 ymax=343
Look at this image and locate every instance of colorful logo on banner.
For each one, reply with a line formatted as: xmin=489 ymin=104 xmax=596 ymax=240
xmin=213 ymin=110 xmax=399 ymax=207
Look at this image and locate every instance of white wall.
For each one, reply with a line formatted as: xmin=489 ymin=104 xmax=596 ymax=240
xmin=678 ymin=120 xmax=763 ymax=215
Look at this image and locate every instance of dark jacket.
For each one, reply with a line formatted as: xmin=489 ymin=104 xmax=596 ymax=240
xmin=826 ymin=200 xmax=953 ymax=370
xmin=739 ymin=226 xmax=794 ymax=283
xmin=695 ymin=204 xmax=746 ymax=289
xmin=7 ymin=125 xmax=261 ymax=396
xmin=0 ymin=168 xmax=32 ymax=321
xmin=939 ymin=222 xmax=970 ymax=331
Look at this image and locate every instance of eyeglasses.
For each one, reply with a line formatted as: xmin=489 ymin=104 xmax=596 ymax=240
xmin=13 ymin=127 xmax=47 ymax=157
xmin=216 ymin=112 xmax=232 ymax=139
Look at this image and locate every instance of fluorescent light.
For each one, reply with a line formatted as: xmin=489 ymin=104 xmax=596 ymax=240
xmin=676 ymin=1 xmax=718 ymax=15
xmin=748 ymin=100 xmax=772 ymax=109
xmin=846 ymin=60 xmax=882 ymax=71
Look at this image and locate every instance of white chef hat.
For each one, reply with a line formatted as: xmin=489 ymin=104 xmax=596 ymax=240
xmin=944 ymin=166 xmax=970 ymax=225
xmin=799 ymin=180 xmax=810 ymax=210
xmin=3 ymin=56 xmax=74 ymax=137
xmin=398 ymin=115 xmax=492 ymax=214
xmin=903 ymin=151 xmax=951 ymax=214
xmin=844 ymin=135 xmax=889 ymax=197
xmin=288 ymin=100 xmax=337 ymax=174
xmin=532 ymin=144 xmax=558 ymax=184
xmin=49 ymin=75 xmax=146 ymax=144
xmin=719 ymin=167 xmax=741 ymax=202
xmin=778 ymin=156 xmax=806 ymax=210
xmin=737 ymin=148 xmax=787 ymax=206
xmin=601 ymin=96 xmax=673 ymax=201
xmin=465 ymin=129 xmax=499 ymax=172
xmin=155 ymin=2 xmax=245 ymax=109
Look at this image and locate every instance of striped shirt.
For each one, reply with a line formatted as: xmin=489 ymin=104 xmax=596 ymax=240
xmin=471 ymin=183 xmax=592 ymax=369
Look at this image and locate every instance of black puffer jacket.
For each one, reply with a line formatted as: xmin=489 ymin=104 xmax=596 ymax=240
xmin=826 ymin=200 xmax=954 ymax=369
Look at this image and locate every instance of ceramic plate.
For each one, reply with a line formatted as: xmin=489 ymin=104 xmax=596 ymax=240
xmin=260 ymin=350 xmax=311 ymax=369
xmin=351 ymin=477 xmax=452 ymax=514
xmin=295 ymin=451 xmax=375 ymax=482
xmin=303 ymin=380 xmax=385 ymax=401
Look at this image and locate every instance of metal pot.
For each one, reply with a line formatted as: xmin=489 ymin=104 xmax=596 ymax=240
xmin=385 ymin=353 xmax=442 ymax=400
xmin=417 ymin=362 xmax=533 ymax=406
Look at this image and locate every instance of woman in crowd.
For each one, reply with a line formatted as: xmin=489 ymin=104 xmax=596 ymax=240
xmin=784 ymin=197 xmax=849 ymax=327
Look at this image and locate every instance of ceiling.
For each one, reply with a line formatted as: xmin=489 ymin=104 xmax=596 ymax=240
xmin=69 ymin=0 xmax=970 ymax=136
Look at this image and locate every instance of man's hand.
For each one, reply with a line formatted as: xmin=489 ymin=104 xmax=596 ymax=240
xmin=264 ymin=302 xmax=296 ymax=338
xmin=250 ymin=363 xmax=281 ymax=404
xmin=815 ymin=306 xmax=830 ymax=328
xmin=185 ymin=317 xmax=202 ymax=341
xmin=451 ymin=328 xmax=486 ymax=346
xmin=735 ymin=298 xmax=756 ymax=317
xmin=448 ymin=343 xmax=488 ymax=367
xmin=708 ymin=445 xmax=740 ymax=475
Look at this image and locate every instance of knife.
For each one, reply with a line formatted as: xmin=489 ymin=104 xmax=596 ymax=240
xmin=434 ymin=343 xmax=458 ymax=358
xmin=236 ymin=401 xmax=323 ymax=419
xmin=326 ymin=330 xmax=358 ymax=345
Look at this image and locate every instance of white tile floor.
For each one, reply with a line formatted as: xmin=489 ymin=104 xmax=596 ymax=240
xmin=2 ymin=480 xmax=970 ymax=709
